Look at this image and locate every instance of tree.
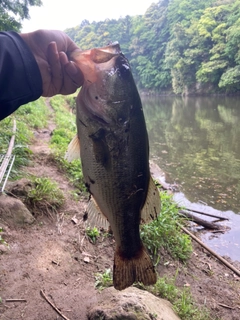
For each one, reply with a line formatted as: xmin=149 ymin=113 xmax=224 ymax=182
xmin=130 ymin=0 xmax=171 ymax=90
xmin=0 ymin=0 xmax=42 ymax=31
xmin=219 ymin=66 xmax=240 ymax=91
xmin=65 ymin=0 xmax=240 ymax=94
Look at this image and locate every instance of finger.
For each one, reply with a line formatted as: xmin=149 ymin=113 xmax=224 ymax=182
xmin=46 ymin=42 xmax=63 ymax=95
xmin=65 ymin=61 xmax=84 ymax=87
xmin=59 ymin=52 xmax=84 ymax=94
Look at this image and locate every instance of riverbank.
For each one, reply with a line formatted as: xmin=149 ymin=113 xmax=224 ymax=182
xmin=0 ymin=98 xmax=239 ymax=319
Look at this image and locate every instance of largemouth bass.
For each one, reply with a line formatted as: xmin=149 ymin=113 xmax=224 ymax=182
xmin=66 ymin=43 xmax=161 ymax=290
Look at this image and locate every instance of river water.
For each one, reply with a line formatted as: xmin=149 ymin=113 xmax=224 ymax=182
xmin=142 ymin=95 xmax=240 ymax=261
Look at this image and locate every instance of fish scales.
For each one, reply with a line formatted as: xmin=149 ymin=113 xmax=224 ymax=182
xmin=67 ymin=43 xmax=161 ymax=290
xmin=79 ymin=91 xmax=149 ymax=255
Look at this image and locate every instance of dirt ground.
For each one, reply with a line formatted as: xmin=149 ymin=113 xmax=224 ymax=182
xmin=0 ymin=108 xmax=240 ymax=320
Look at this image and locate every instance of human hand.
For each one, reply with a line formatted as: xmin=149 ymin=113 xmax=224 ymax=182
xmin=20 ymin=30 xmax=84 ymax=97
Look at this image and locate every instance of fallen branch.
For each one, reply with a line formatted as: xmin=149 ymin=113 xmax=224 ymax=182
xmin=182 ymin=207 xmax=228 ymax=221
xmin=178 ymin=223 xmax=240 ymax=278
xmin=40 ymin=289 xmax=70 ymax=320
xmin=6 ymin=299 xmax=27 ymax=302
xmin=218 ymin=303 xmax=235 ymax=310
xmin=179 ymin=210 xmax=222 ymax=230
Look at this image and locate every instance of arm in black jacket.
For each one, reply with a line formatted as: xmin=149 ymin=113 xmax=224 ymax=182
xmin=0 ymin=31 xmax=42 ymax=121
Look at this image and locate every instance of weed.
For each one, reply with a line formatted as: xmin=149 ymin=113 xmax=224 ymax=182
xmin=174 ymin=288 xmax=198 ymax=319
xmin=53 ymin=155 xmax=85 ymax=190
xmin=0 ymin=98 xmax=49 ymax=180
xmin=152 ymin=276 xmax=212 ymax=320
xmin=152 ymin=276 xmax=179 ymax=302
xmin=0 ymin=227 xmax=8 ymax=247
xmin=86 ymin=227 xmax=100 ymax=244
xmin=15 ymin=99 xmax=49 ymax=129
xmin=49 ymin=96 xmax=85 ymax=191
xmin=95 ymin=268 xmax=113 ymax=290
xmin=69 ymin=190 xmax=81 ymax=201
xmin=65 ymin=93 xmax=77 ymax=113
xmin=0 ymin=118 xmax=12 ymax=153
xmin=150 ymin=313 xmax=157 ymax=320
xmin=141 ymin=191 xmax=192 ymax=262
xmin=27 ymin=176 xmax=64 ymax=215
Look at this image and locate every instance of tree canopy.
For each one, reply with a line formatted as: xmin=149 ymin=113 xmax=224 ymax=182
xmin=66 ymin=0 xmax=240 ymax=95
xmin=2 ymin=0 xmax=240 ymax=94
xmin=0 ymin=0 xmax=42 ymax=31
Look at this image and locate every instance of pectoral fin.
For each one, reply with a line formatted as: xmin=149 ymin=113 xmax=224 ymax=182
xmin=65 ymin=134 xmax=80 ymax=162
xmin=140 ymin=176 xmax=161 ymax=224
xmin=85 ymin=198 xmax=110 ymax=231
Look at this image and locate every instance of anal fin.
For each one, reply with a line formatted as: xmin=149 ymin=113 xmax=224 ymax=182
xmin=85 ymin=198 xmax=110 ymax=231
xmin=140 ymin=175 xmax=161 ymax=224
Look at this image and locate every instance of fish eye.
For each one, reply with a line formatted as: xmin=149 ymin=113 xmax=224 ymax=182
xmin=95 ymin=96 xmax=99 ymax=100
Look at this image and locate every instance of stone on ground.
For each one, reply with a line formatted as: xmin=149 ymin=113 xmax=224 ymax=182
xmin=87 ymin=286 xmax=180 ymax=320
xmin=0 ymin=194 xmax=35 ymax=226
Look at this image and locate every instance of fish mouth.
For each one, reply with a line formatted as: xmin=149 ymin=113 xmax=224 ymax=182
xmin=88 ymin=42 xmax=122 ymax=63
xmin=73 ymin=43 xmax=131 ymax=124
xmin=71 ymin=42 xmax=121 ymax=65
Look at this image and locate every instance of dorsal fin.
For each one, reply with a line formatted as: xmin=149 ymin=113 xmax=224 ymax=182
xmin=65 ymin=134 xmax=80 ymax=162
xmin=140 ymin=175 xmax=161 ymax=224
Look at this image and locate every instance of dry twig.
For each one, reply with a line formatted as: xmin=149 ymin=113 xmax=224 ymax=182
xmin=6 ymin=299 xmax=27 ymax=302
xmin=218 ymin=303 xmax=235 ymax=309
xmin=178 ymin=223 xmax=240 ymax=277
xmin=40 ymin=289 xmax=70 ymax=320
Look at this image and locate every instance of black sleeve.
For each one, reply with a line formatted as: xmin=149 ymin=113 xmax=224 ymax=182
xmin=0 ymin=31 xmax=43 ymax=121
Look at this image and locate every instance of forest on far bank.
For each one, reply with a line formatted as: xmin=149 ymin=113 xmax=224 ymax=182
xmin=66 ymin=0 xmax=240 ymax=95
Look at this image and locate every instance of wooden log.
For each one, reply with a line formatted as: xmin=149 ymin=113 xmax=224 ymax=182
xmin=178 ymin=223 xmax=240 ymax=278
xmin=182 ymin=207 xmax=229 ymax=221
xmin=179 ymin=210 xmax=222 ymax=230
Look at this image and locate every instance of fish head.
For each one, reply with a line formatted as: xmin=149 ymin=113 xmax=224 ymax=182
xmin=71 ymin=43 xmax=138 ymax=125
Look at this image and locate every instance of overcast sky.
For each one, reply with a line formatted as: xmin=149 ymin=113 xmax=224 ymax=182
xmin=22 ymin=0 xmax=156 ymax=32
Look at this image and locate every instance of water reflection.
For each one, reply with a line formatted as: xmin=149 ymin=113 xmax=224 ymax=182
xmin=143 ymin=96 xmax=240 ymax=214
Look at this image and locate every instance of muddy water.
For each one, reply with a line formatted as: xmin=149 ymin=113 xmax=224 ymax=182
xmin=143 ymin=95 xmax=240 ymax=261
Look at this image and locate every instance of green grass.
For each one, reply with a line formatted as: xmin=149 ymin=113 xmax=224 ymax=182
xmin=0 ymin=117 xmax=13 ymax=152
xmin=26 ymin=176 xmax=64 ymax=215
xmin=49 ymin=95 xmax=85 ymax=191
xmin=86 ymin=227 xmax=100 ymax=244
xmin=0 ymin=227 xmax=8 ymax=247
xmin=95 ymin=268 xmax=113 ymax=290
xmin=152 ymin=276 xmax=212 ymax=320
xmin=0 ymin=98 xmax=49 ymax=179
xmin=141 ymin=191 xmax=192 ymax=262
xmin=14 ymin=98 xmax=49 ymax=130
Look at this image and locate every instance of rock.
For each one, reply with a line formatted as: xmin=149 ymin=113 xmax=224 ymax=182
xmin=0 ymin=244 xmax=8 ymax=253
xmin=6 ymin=178 xmax=33 ymax=197
xmin=87 ymin=287 xmax=180 ymax=320
xmin=0 ymin=194 xmax=35 ymax=226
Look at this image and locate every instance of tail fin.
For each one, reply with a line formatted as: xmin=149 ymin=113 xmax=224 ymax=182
xmin=113 ymin=246 xmax=157 ymax=291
